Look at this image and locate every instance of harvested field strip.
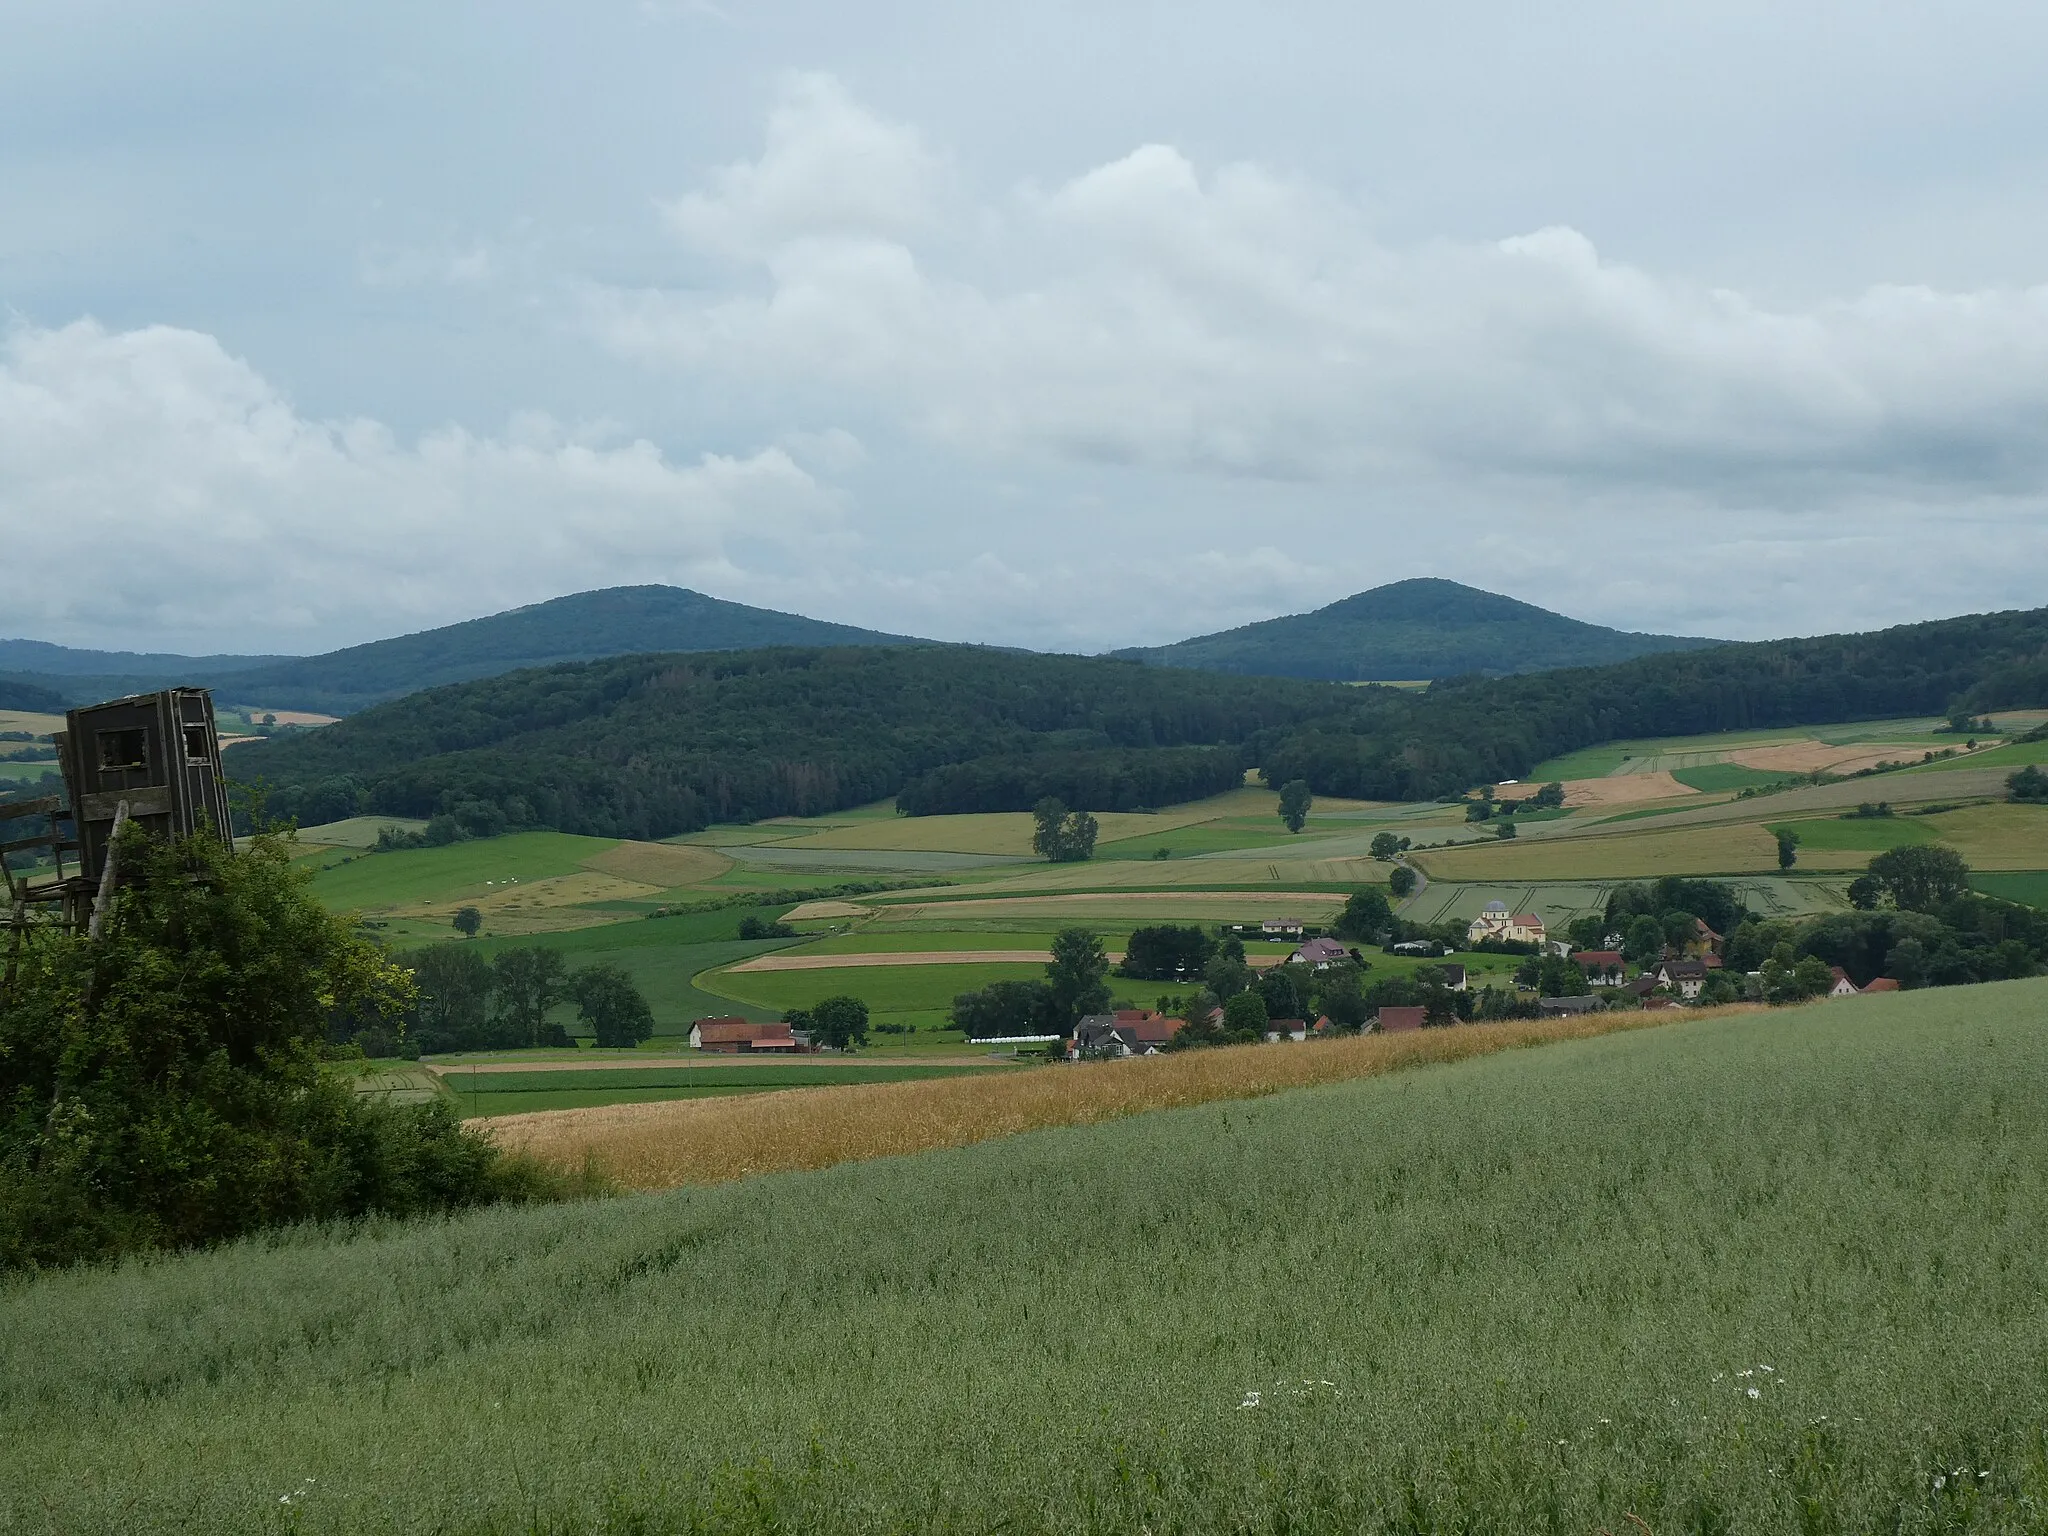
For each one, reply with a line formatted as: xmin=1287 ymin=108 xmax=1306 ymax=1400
xmin=725 ymin=948 xmax=1284 ymax=972
xmin=489 ymin=1008 xmax=1715 ymax=1190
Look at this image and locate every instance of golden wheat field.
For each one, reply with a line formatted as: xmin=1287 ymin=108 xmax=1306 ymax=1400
xmin=487 ymin=1007 xmax=1756 ymax=1190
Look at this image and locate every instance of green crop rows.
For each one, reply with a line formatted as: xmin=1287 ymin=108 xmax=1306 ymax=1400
xmin=6 ymin=982 xmax=2048 ymax=1530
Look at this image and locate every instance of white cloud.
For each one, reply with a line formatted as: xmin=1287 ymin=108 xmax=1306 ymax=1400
xmin=661 ymin=73 xmax=942 ymax=262
xmin=0 ymin=319 xmax=846 ymax=651
xmin=599 ymin=83 xmax=2048 ymax=505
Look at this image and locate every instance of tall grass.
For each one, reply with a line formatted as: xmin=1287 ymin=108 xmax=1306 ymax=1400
xmin=489 ymin=1008 xmax=1700 ymax=1189
xmin=4 ymin=982 xmax=2047 ymax=1531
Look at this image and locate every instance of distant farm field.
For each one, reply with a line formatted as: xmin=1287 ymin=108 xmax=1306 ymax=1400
xmin=1766 ymin=815 xmax=1941 ymax=852
xmin=12 ymin=982 xmax=2048 ymax=1530
xmin=438 ymin=1062 xmax=1004 ymax=1118
xmin=1415 ymin=822 xmax=1815 ymax=879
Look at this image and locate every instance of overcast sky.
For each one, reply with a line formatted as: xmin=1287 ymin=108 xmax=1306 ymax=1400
xmin=5 ymin=0 xmax=2048 ymax=656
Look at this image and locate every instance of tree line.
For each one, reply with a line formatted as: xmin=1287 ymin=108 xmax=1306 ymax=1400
xmin=234 ymin=604 xmax=2048 ymax=839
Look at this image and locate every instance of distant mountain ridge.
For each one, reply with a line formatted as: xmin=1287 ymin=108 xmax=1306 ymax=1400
xmin=1113 ymin=578 xmax=1725 ymax=680
xmin=0 ymin=588 xmax=925 ymax=714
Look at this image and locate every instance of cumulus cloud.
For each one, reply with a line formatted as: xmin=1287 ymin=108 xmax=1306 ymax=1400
xmin=598 ymin=79 xmax=2048 ymax=504
xmin=0 ymin=319 xmax=846 ymax=651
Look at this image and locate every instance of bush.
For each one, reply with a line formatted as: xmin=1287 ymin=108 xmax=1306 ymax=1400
xmin=0 ymin=827 xmax=548 ymax=1270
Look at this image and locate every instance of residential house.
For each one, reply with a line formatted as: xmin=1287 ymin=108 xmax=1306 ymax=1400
xmin=1289 ymin=937 xmax=1351 ymax=969
xmin=1572 ymin=950 xmax=1627 ymax=987
xmin=1263 ymin=1017 xmax=1309 ymax=1042
xmin=1375 ymin=1005 xmax=1426 ymax=1033
xmin=1538 ymin=995 xmax=1602 ymax=1016
xmin=1651 ymin=959 xmax=1709 ymax=1000
xmin=690 ymin=1017 xmax=798 ymax=1052
xmin=1261 ymin=917 xmax=1306 ymax=939
xmin=1691 ymin=918 xmax=1724 ymax=956
xmin=1467 ymin=901 xmax=1547 ymax=946
xmin=1436 ymin=962 xmax=1468 ymax=992
xmin=1827 ymin=966 xmax=1861 ymax=998
xmin=1074 ymin=1011 xmax=1181 ymax=1057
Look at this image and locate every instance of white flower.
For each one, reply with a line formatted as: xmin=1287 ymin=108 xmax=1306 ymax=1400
xmin=1935 ymin=1475 xmax=1946 ymax=1490
xmin=1237 ymin=1391 xmax=1262 ymax=1409
xmin=1747 ymin=1388 xmax=1761 ymax=1400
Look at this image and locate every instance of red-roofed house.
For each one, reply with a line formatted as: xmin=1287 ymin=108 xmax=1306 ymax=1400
xmin=1862 ymin=977 xmax=1901 ymax=993
xmin=690 ymin=1017 xmax=797 ymax=1052
xmin=1375 ymin=1005 xmax=1426 ymax=1033
xmin=1572 ymin=950 xmax=1626 ymax=986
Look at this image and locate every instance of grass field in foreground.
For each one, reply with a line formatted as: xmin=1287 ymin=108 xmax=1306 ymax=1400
xmin=8 ymin=982 xmax=2048 ymax=1531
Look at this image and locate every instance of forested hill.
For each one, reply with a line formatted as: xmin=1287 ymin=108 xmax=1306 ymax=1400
xmin=192 ymin=587 xmax=924 ymax=713
xmin=1115 ymin=577 xmax=1722 ymax=680
xmin=234 ymin=649 xmax=1354 ymax=836
xmin=234 ymin=605 xmax=2048 ymax=838
xmin=0 ymin=587 xmax=923 ymax=713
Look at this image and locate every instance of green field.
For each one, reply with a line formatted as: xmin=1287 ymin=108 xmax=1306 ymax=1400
xmin=1766 ymin=815 xmax=1941 ymax=851
xmin=308 ymin=830 xmax=622 ymax=908
xmin=1671 ymin=762 xmax=1800 ymax=792
xmin=438 ymin=1062 xmax=1006 ymax=1117
xmin=1972 ymin=872 xmax=2048 ymax=909
xmin=8 ymin=982 xmax=2048 ymax=1529
xmin=699 ymin=958 xmax=1172 ymax=1030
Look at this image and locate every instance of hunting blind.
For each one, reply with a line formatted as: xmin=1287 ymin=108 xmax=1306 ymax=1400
xmin=2 ymin=687 xmax=232 ymax=970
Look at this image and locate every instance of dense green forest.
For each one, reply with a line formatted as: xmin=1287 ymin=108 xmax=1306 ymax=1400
xmin=232 ymin=604 xmax=2048 ymax=837
xmin=1114 ymin=577 xmax=1720 ymax=680
xmin=236 ymin=648 xmax=1350 ymax=836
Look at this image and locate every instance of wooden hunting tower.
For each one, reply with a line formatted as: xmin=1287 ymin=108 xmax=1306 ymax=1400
xmin=1 ymin=689 xmax=232 ymax=965
xmin=60 ymin=689 xmax=234 ymax=882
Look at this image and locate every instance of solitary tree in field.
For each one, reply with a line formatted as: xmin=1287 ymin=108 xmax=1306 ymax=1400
xmin=1031 ymin=798 xmax=1100 ymax=863
xmin=1045 ymin=927 xmax=1112 ymax=1025
xmin=1388 ymin=865 xmax=1417 ymax=899
xmin=570 ymin=964 xmax=654 ymax=1049
xmin=1865 ymin=844 xmax=1972 ymax=913
xmin=1776 ymin=830 xmax=1801 ymax=871
xmin=810 ymin=994 xmax=871 ymax=1050
xmin=1369 ymin=832 xmax=1404 ymax=860
xmin=452 ymin=906 xmax=483 ymax=939
xmin=491 ymin=947 xmax=568 ymax=1048
xmin=1495 ymin=821 xmax=1517 ymax=840
xmin=1335 ymin=888 xmax=1394 ymax=942
xmin=1277 ymin=779 xmax=1313 ymax=834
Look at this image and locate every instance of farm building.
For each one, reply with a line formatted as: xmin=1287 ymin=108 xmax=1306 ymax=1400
xmin=1374 ymin=1005 xmax=1426 ymax=1033
xmin=1072 ymin=1011 xmax=1181 ymax=1058
xmin=1263 ymin=1018 xmax=1310 ymax=1042
xmin=1828 ymin=967 xmax=1861 ymax=998
xmin=1538 ymin=995 xmax=1602 ymax=1016
xmin=1261 ymin=917 xmax=1306 ymax=939
xmin=1862 ymin=977 xmax=1902 ymax=993
xmin=689 ymin=1018 xmax=797 ymax=1052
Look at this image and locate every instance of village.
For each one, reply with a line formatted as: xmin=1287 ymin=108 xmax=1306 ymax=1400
xmin=673 ymin=893 xmax=1897 ymax=1063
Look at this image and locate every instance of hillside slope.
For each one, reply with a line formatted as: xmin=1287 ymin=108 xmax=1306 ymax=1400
xmin=201 ymin=586 xmax=925 ymax=713
xmin=237 ymin=601 xmax=2048 ymax=832
xmin=2 ymin=587 xmax=926 ymax=713
xmin=1117 ymin=577 xmax=1723 ymax=679
xmin=6 ymin=983 xmax=2046 ymax=1530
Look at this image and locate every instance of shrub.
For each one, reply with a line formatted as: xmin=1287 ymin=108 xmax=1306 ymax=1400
xmin=0 ymin=827 xmax=548 ymax=1270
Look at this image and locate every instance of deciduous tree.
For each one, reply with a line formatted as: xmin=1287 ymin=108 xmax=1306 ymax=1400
xmin=1277 ymin=779 xmax=1313 ymax=834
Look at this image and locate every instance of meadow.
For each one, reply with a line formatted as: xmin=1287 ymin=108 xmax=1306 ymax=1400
xmin=6 ymin=981 xmax=2047 ymax=1531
